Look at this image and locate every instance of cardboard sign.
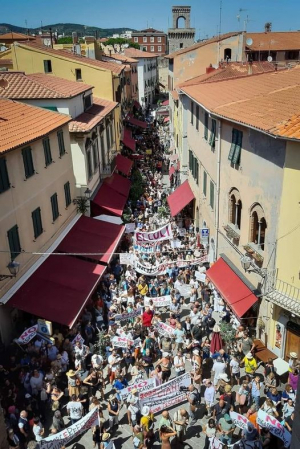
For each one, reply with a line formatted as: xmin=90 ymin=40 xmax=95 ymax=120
xmin=71 ymin=333 xmax=85 ymax=346
xmin=134 ymin=223 xmax=173 ymax=243
xmin=257 ymin=410 xmax=291 ymax=448
xmin=154 ymin=321 xmax=175 ymax=337
xmin=114 ymin=309 xmax=142 ymax=322
xmin=18 ymin=325 xmax=38 ymax=345
xmin=230 ymin=411 xmax=249 ymax=429
xmin=119 ymin=253 xmax=134 ymax=265
xmin=112 ymin=336 xmax=133 ymax=348
xmin=37 ymin=319 xmax=52 ymax=336
xmin=144 ymin=295 xmax=172 ymax=308
xmin=119 ymin=378 xmax=156 ymax=401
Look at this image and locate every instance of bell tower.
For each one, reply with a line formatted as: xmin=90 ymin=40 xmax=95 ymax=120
xmin=168 ymin=6 xmax=196 ymax=54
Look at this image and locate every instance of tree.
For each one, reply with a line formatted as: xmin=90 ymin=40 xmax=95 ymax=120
xmin=102 ymin=37 xmax=140 ymax=49
xmin=57 ymin=36 xmax=73 ymax=44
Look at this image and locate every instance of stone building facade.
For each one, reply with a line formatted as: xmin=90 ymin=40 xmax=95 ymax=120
xmin=168 ymin=5 xmax=195 ymax=54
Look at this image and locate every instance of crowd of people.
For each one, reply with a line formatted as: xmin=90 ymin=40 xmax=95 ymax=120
xmin=0 ymin=110 xmax=298 ymax=449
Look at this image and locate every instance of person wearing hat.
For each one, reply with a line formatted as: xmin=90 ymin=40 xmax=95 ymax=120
xmin=288 ymin=352 xmax=299 ymax=371
xmin=218 ymin=413 xmax=234 ymax=445
xmin=107 ymin=394 xmax=120 ymax=431
xmin=127 ymin=395 xmax=141 ymax=428
xmin=212 ymin=356 xmax=226 ymax=386
xmin=140 ymin=406 xmax=155 ymax=433
xmin=66 ymin=369 xmax=81 ymax=397
xmin=241 ymin=353 xmax=258 ymax=377
xmin=100 ymin=432 xmax=111 ymax=449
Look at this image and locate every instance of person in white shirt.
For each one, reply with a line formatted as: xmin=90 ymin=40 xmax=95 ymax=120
xmin=67 ymin=394 xmax=83 ymax=424
xmin=91 ymin=353 xmax=103 ymax=370
xmin=30 ymin=370 xmax=44 ymax=396
xmin=229 ymin=355 xmax=241 ymax=385
xmin=204 ymin=380 xmax=215 ymax=413
xmin=174 ymin=350 xmax=186 ymax=377
xmin=33 ymin=417 xmax=44 ymax=441
xmin=212 ymin=357 xmax=226 ymax=386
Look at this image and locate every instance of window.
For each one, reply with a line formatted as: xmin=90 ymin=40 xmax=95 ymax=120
xmin=150 ymin=37 xmax=154 ymax=43
xmin=204 ymin=112 xmax=209 ymax=140
xmin=57 ymin=130 xmax=66 ymax=157
xmin=210 ymin=181 xmax=214 ymax=209
xmin=229 ymin=188 xmax=242 ymax=230
xmin=87 ymin=150 xmax=93 ymax=180
xmin=22 ymin=147 xmax=34 ymax=178
xmin=250 ymin=203 xmax=267 ymax=251
xmin=150 ymin=46 xmax=154 ymax=52
xmin=189 ymin=150 xmax=199 ymax=184
xmin=93 ymin=139 xmax=99 ymax=170
xmin=64 ymin=181 xmax=72 ymax=207
xmin=158 ymin=46 xmax=162 ymax=52
xmin=0 ymin=157 xmax=10 ymax=193
xmin=100 ymin=134 xmax=105 ymax=166
xmin=84 ymin=94 xmax=92 ymax=110
xmin=228 ymin=129 xmax=243 ymax=165
xmin=43 ymin=137 xmax=52 ymax=166
xmin=191 ymin=101 xmax=194 ymax=125
xmin=158 ymin=36 xmax=162 ymax=43
xmin=203 ymin=171 xmax=207 ymax=196
xmin=224 ymin=48 xmax=232 ymax=61
xmin=134 ymin=37 xmax=138 ymax=42
xmin=75 ymin=68 xmax=82 ymax=81
xmin=196 ymin=105 xmax=200 ymax=131
xmin=209 ymin=119 xmax=216 ymax=149
xmin=106 ymin=126 xmax=111 ymax=150
xmin=32 ymin=207 xmax=43 ymax=239
xmin=143 ymin=37 xmax=147 ymax=42
xmin=189 ymin=149 xmax=193 ymax=171
xmin=50 ymin=193 xmax=59 ymax=222
xmin=43 ymin=60 xmax=52 ymax=73
xmin=7 ymin=225 xmax=21 ymax=260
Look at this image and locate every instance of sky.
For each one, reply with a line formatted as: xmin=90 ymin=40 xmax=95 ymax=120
xmin=1 ymin=0 xmax=300 ymax=39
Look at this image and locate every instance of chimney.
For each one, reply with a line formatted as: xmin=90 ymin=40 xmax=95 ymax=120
xmin=264 ymin=22 xmax=272 ymax=33
xmin=206 ymin=64 xmax=215 ymax=74
xmin=248 ymin=60 xmax=253 ymax=75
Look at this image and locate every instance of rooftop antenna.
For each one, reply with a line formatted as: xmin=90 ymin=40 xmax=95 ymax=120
xmin=40 ymin=21 xmax=43 ymax=34
xmin=236 ymin=8 xmax=247 ymax=31
xmin=218 ymin=0 xmax=223 ymax=64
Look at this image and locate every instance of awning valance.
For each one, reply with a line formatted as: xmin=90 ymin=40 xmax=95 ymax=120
xmin=167 ymin=180 xmax=195 ymax=217
xmin=116 ymin=154 xmax=133 ymax=176
xmin=206 ymin=257 xmax=259 ymax=319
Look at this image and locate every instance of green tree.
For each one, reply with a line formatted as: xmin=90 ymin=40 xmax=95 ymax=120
xmin=102 ymin=37 xmax=140 ymax=49
xmin=57 ymin=36 xmax=73 ymax=44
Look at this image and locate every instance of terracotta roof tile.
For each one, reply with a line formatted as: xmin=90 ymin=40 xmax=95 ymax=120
xmin=171 ymin=89 xmax=179 ymax=100
xmin=180 ymin=66 xmax=300 ymax=139
xmin=105 ymin=54 xmax=138 ymax=63
xmin=0 ymin=32 xmax=35 ymax=40
xmin=69 ymin=97 xmax=118 ymax=133
xmin=165 ymin=31 xmax=242 ymax=59
xmin=246 ymin=31 xmax=300 ymax=51
xmin=0 ymin=59 xmax=13 ymax=65
xmin=124 ymin=48 xmax=158 ymax=59
xmin=17 ymin=42 xmax=125 ymax=75
xmin=0 ymin=72 xmax=92 ymax=99
xmin=0 ymin=98 xmax=71 ymax=153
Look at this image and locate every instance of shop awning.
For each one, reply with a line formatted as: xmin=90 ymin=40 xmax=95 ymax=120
xmin=122 ymin=128 xmax=136 ymax=151
xmin=169 ymin=154 xmax=179 ymax=161
xmin=94 ymin=215 xmax=123 ymax=225
xmin=133 ymin=100 xmax=141 ymax=109
xmin=91 ymin=183 xmax=128 ymax=217
xmin=167 ymin=180 xmax=195 ymax=217
xmin=162 ymin=99 xmax=169 ymax=106
xmin=206 ymin=257 xmax=259 ymax=319
xmin=103 ymin=173 xmax=131 ymax=198
xmin=116 ymin=154 xmax=133 ymax=176
xmin=7 ymin=256 xmax=106 ymax=328
xmin=169 ymin=166 xmax=175 ymax=178
xmin=126 ymin=115 xmax=148 ymax=129
xmin=57 ymin=215 xmax=125 ymax=264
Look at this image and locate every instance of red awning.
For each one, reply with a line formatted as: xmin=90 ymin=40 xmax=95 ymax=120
xmin=133 ymin=100 xmax=141 ymax=109
xmin=91 ymin=183 xmax=128 ymax=217
xmin=169 ymin=166 xmax=175 ymax=178
xmin=116 ymin=154 xmax=133 ymax=176
xmin=126 ymin=115 xmax=148 ymax=129
xmin=167 ymin=180 xmax=195 ymax=217
xmin=57 ymin=216 xmax=125 ymax=264
xmin=122 ymin=128 xmax=136 ymax=151
xmin=169 ymin=154 xmax=179 ymax=161
xmin=103 ymin=173 xmax=131 ymax=198
xmin=162 ymin=99 xmax=169 ymax=106
xmin=8 ymin=256 xmax=106 ymax=327
xmin=206 ymin=258 xmax=259 ymax=319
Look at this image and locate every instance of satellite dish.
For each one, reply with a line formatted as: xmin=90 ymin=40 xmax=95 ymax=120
xmin=0 ymin=78 xmax=9 ymax=89
xmin=246 ymin=37 xmax=253 ymax=46
xmin=267 ymin=55 xmax=273 ymax=62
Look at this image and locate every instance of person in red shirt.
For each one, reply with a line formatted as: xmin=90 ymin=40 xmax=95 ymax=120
xmin=142 ymin=307 xmax=154 ymax=330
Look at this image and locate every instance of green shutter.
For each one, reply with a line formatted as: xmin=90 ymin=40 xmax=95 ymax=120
xmin=232 ymin=130 xmax=243 ymax=165
xmin=22 ymin=147 xmax=34 ymax=178
xmin=51 ymin=193 xmax=59 ymax=221
xmin=196 ymin=161 xmax=199 ymax=184
xmin=191 ymin=101 xmax=194 ymax=124
xmin=7 ymin=225 xmax=21 ymax=260
xmin=0 ymin=158 xmax=10 ymax=193
xmin=210 ymin=181 xmax=214 ymax=209
xmin=209 ymin=119 xmax=216 ymax=148
xmin=203 ymin=171 xmax=207 ymax=196
xmin=204 ymin=112 xmax=209 ymax=140
xmin=57 ymin=130 xmax=65 ymax=157
xmin=228 ymin=129 xmax=237 ymax=161
xmin=32 ymin=208 xmax=43 ymax=239
xmin=43 ymin=137 xmax=52 ymax=166
xmin=196 ymin=105 xmax=199 ymax=131
xmin=64 ymin=181 xmax=71 ymax=207
xmin=189 ymin=150 xmax=192 ymax=171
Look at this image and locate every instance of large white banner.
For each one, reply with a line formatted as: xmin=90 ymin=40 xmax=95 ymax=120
xmin=134 ymin=255 xmax=208 ymax=276
xmin=119 ymin=253 xmax=135 ymax=265
xmin=119 ymin=378 xmax=156 ymax=401
xmin=139 ymin=372 xmax=191 ymax=414
xmin=17 ymin=325 xmax=38 ymax=345
xmin=134 ymin=242 xmax=160 ymax=253
xmin=134 ymin=223 xmax=173 ymax=243
xmin=144 ymin=295 xmax=172 ymax=307
xmin=112 ymin=336 xmax=141 ymax=348
xmin=114 ymin=309 xmax=142 ymax=321
xmin=40 ymin=406 xmax=99 ymax=449
xmin=257 ymin=410 xmax=291 ymax=448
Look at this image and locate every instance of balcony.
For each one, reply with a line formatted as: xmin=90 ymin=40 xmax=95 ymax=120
xmin=223 ymin=223 xmax=240 ymax=243
xmin=265 ymin=271 xmax=300 ymax=317
xmin=243 ymin=243 xmax=264 ymax=265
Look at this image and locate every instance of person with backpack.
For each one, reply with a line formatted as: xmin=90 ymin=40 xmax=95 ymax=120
xmin=186 ymin=384 xmax=200 ymax=426
xmin=173 ymin=409 xmax=189 ymax=443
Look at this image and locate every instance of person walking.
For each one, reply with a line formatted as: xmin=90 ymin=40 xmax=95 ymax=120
xmin=186 ymin=384 xmax=198 ymax=426
xmin=173 ymin=409 xmax=189 ymax=443
xmin=66 ymin=394 xmax=83 ymax=425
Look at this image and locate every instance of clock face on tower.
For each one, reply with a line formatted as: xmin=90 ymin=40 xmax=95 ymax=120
xmin=43 ymin=38 xmax=51 ymax=46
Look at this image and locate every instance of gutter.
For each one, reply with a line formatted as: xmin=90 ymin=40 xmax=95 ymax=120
xmin=215 ymin=119 xmax=221 ymax=261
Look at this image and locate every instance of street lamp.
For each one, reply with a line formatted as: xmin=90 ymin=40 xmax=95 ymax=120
xmin=84 ymin=188 xmax=92 ymax=199
xmin=240 ymin=255 xmax=252 ymax=271
xmin=0 ymin=261 xmax=20 ymax=281
xmin=240 ymin=254 xmax=267 ymax=278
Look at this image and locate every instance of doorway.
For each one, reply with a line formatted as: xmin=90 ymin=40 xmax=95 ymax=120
xmin=284 ymin=321 xmax=300 ymax=360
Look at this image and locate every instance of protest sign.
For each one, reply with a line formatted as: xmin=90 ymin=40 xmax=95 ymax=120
xmin=195 ymin=271 xmax=206 ymax=283
xmin=119 ymin=253 xmax=134 ymax=265
xmin=139 ymin=372 xmax=191 ymax=414
xmin=125 ymin=223 xmax=135 ymax=233
xmin=119 ymin=378 xmax=156 ymax=401
xmin=134 ymin=223 xmax=173 ymax=243
xmin=230 ymin=411 xmax=249 ymax=430
xmin=209 ymin=437 xmax=240 ymax=449
xmin=72 ymin=333 xmax=85 ymax=346
xmin=112 ymin=336 xmax=132 ymax=348
xmin=257 ymin=410 xmax=291 ymax=448
xmin=170 ymin=239 xmax=182 ymax=249
xmin=40 ymin=406 xmax=99 ymax=449
xmin=154 ymin=321 xmax=176 ymax=337
xmin=114 ymin=309 xmax=142 ymax=322
xmin=144 ymin=295 xmax=172 ymax=308
xmin=18 ymin=325 xmax=38 ymax=345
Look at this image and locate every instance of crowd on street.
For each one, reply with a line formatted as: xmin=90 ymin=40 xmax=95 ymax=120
xmin=1 ymin=107 xmax=298 ymax=449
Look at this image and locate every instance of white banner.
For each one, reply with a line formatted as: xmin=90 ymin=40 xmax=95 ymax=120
xmin=144 ymin=295 xmax=172 ymax=307
xmin=134 ymin=223 xmax=173 ymax=243
xmin=139 ymin=372 xmax=191 ymax=414
xmin=229 ymin=411 xmax=249 ymax=429
xmin=257 ymin=410 xmax=291 ymax=448
xmin=170 ymin=239 xmax=182 ymax=248
xmin=18 ymin=325 xmax=38 ymax=345
xmin=134 ymin=242 xmax=160 ymax=253
xmin=195 ymin=271 xmax=206 ymax=283
xmin=154 ymin=321 xmax=176 ymax=337
xmin=119 ymin=253 xmax=135 ymax=265
xmin=209 ymin=437 xmax=240 ymax=449
xmin=112 ymin=336 xmax=132 ymax=348
xmin=114 ymin=309 xmax=142 ymax=322
xmin=134 ymin=255 xmax=208 ymax=276
xmin=119 ymin=378 xmax=156 ymax=401
xmin=40 ymin=406 xmax=99 ymax=449
xmin=72 ymin=333 xmax=85 ymax=346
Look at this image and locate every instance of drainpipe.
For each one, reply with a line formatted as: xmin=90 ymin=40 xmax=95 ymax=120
xmin=215 ymin=119 xmax=222 ymax=261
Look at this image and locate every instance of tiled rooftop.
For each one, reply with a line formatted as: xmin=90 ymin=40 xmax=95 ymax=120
xmin=17 ymin=42 xmax=125 ymax=75
xmin=69 ymin=97 xmax=118 ymax=133
xmin=0 ymin=98 xmax=71 ymax=154
xmin=105 ymin=54 xmax=138 ymax=63
xmin=0 ymin=59 xmax=13 ymax=65
xmin=0 ymin=72 xmax=92 ymax=99
xmin=0 ymin=32 xmax=35 ymax=40
xmin=246 ymin=31 xmax=300 ymax=51
xmin=124 ymin=48 xmax=158 ymax=59
xmin=180 ymin=66 xmax=300 ymax=139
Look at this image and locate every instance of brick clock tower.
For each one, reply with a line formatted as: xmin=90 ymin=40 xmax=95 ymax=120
xmin=168 ymin=5 xmax=196 ymax=54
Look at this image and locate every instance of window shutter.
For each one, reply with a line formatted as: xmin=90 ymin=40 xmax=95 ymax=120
xmin=32 ymin=208 xmax=43 ymax=239
xmin=0 ymin=158 xmax=10 ymax=193
xmin=203 ymin=171 xmax=207 ymax=196
xmin=210 ymin=181 xmax=214 ymax=209
xmin=7 ymin=225 xmax=21 ymax=260
xmin=43 ymin=137 xmax=52 ymax=166
xmin=228 ymin=129 xmax=237 ymax=161
xmin=22 ymin=147 xmax=34 ymax=178
xmin=191 ymin=101 xmax=194 ymax=125
xmin=204 ymin=112 xmax=209 ymax=140
xmin=51 ymin=193 xmax=59 ymax=221
xmin=209 ymin=119 xmax=216 ymax=148
xmin=196 ymin=161 xmax=199 ymax=184
xmin=189 ymin=150 xmax=192 ymax=171
xmin=64 ymin=181 xmax=71 ymax=207
xmin=196 ymin=105 xmax=200 ymax=131
xmin=57 ymin=130 xmax=66 ymax=157
xmin=232 ymin=130 xmax=243 ymax=164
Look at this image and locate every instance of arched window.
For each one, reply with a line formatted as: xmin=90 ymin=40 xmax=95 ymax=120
xmin=229 ymin=188 xmax=242 ymax=230
xmin=224 ymin=48 xmax=232 ymax=61
xmin=249 ymin=203 xmax=267 ymax=251
xmin=176 ymin=16 xmax=186 ymax=28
